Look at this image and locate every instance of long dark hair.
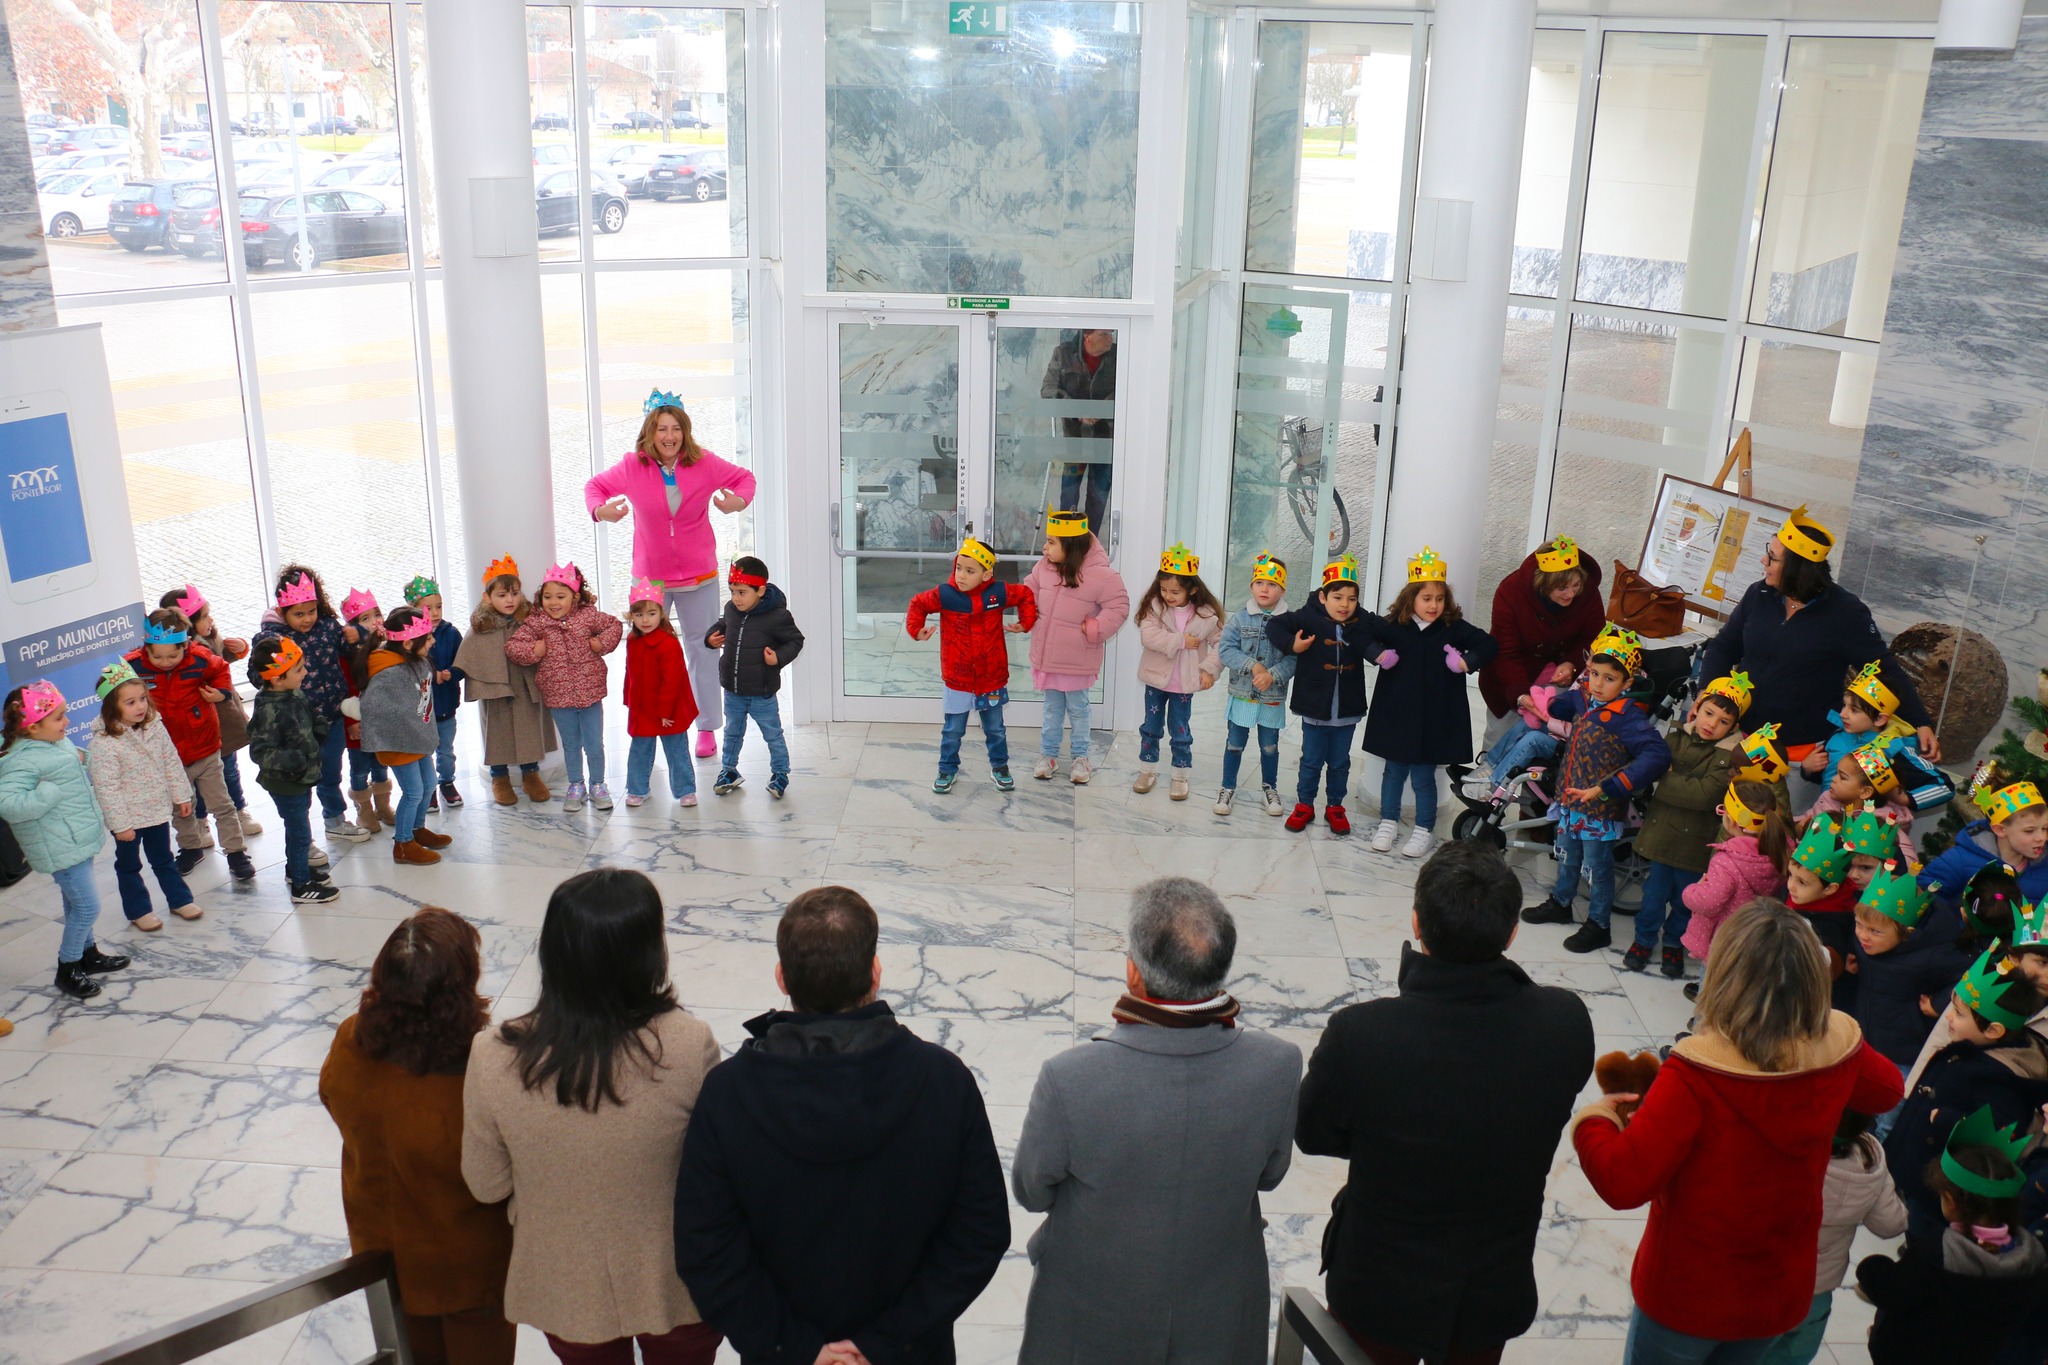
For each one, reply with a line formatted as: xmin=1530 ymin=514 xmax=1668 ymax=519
xmin=1046 ymin=529 xmax=1093 ymax=589
xmin=502 ymin=868 xmax=677 ymax=1111
xmin=356 ymin=907 xmax=491 ymax=1075
xmin=275 ymin=563 xmax=339 ymax=620
xmin=1136 ymin=571 xmax=1224 ymax=629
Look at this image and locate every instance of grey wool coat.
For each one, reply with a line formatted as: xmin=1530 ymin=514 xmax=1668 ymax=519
xmin=1012 ymin=1022 xmax=1302 ymax=1365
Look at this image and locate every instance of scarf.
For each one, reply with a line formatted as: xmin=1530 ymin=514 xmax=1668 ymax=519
xmin=1111 ymin=992 xmax=1240 ymax=1029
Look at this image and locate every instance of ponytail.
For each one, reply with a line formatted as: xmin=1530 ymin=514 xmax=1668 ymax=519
xmin=1756 ymin=810 xmax=1796 ymax=880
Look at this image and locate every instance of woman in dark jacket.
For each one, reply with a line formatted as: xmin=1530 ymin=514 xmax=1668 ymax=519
xmin=1478 ymin=538 xmax=1606 ymax=723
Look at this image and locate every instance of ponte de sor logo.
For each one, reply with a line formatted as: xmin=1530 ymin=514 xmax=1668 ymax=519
xmin=9 ymin=465 xmax=62 ymax=499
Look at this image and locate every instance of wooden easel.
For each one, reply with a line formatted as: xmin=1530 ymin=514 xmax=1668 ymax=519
xmin=1711 ymin=428 xmax=1754 ymax=498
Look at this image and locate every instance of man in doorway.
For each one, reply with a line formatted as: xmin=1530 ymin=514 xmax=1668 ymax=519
xmin=1042 ymin=328 xmax=1116 ymax=535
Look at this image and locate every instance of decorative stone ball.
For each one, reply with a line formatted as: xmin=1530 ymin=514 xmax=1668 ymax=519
xmin=1890 ymin=623 xmax=2010 ymax=761
xmin=2037 ymin=666 xmax=2048 ymax=710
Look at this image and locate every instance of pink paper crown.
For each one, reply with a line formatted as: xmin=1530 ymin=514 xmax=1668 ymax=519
xmin=18 ymin=679 xmax=64 ymax=726
xmin=387 ymin=612 xmax=435 ymax=643
xmin=276 ymin=573 xmax=318 ymax=609
xmin=629 ymin=576 xmax=663 ymax=607
xmin=341 ymin=588 xmax=380 ymax=622
xmin=542 ymin=562 xmax=583 ymax=592
xmin=174 ymin=584 xmax=207 ymax=619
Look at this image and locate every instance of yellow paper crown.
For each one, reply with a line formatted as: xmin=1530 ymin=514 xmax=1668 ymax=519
xmin=1322 ymin=555 xmax=1360 ymax=588
xmin=1251 ymin=553 xmax=1287 ymax=589
xmin=1722 ymin=782 xmax=1768 ymax=834
xmin=1846 ymin=660 xmax=1900 ymax=719
xmin=1407 ymin=545 xmax=1448 ymax=584
xmin=1737 ymin=722 xmax=1789 ymax=784
xmin=1535 ymin=536 xmax=1580 ymax=574
xmin=1850 ymin=741 xmax=1900 ymax=796
xmin=1699 ymin=672 xmax=1754 ymax=717
xmin=1589 ymin=624 xmax=1643 ymax=675
xmin=1161 ymin=542 xmax=1199 ymax=577
xmin=482 ymin=552 xmax=520 ymax=585
xmin=1045 ymin=509 xmax=1089 ymax=537
xmin=1778 ymin=505 xmax=1833 ymax=563
xmin=1981 ymin=780 xmax=2047 ymax=826
xmin=958 ymin=538 xmax=997 ymax=572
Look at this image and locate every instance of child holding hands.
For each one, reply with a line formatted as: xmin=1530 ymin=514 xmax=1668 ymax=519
xmin=1132 ymin=544 xmax=1222 ymax=801
xmin=87 ymin=661 xmax=198 ymax=930
xmin=246 ymin=636 xmax=339 ymax=904
xmin=1025 ymin=510 xmax=1128 ymax=785
xmin=706 ymin=557 xmax=803 ymax=798
xmin=160 ymin=584 xmax=258 ymax=838
xmin=1214 ymin=553 xmax=1294 ymax=817
xmin=1265 ymin=555 xmax=1392 ymax=836
xmin=506 ymin=563 xmax=623 ymax=812
xmin=402 ymin=575 xmax=465 ymax=810
xmin=260 ymin=566 xmax=368 ymax=843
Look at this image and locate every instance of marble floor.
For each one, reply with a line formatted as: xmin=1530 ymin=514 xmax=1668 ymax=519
xmin=0 ymin=700 xmax=1890 ymax=1365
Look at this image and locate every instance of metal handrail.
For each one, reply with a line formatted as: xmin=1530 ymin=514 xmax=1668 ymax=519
xmin=1272 ymin=1286 xmax=1374 ymax=1365
xmin=64 ymin=1252 xmax=415 ymax=1365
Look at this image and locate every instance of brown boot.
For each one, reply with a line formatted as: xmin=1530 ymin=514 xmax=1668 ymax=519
xmin=411 ymin=826 xmax=451 ymax=850
xmin=392 ymin=839 xmax=441 ymax=866
xmin=521 ymin=769 xmax=551 ymax=802
xmin=351 ymin=788 xmax=381 ymax=834
xmin=492 ymin=773 xmax=517 ymax=805
xmin=371 ymin=779 xmax=396 ymax=824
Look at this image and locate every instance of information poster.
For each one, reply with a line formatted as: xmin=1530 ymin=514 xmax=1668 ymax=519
xmin=1637 ymin=475 xmax=1793 ymax=616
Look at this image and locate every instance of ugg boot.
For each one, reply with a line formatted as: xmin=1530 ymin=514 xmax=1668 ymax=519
xmin=371 ymin=779 xmax=396 ymax=825
xmin=520 ymin=769 xmax=551 ymax=802
xmin=350 ymin=787 xmax=381 ymax=834
xmin=392 ymin=839 xmax=441 ymax=866
xmin=411 ymin=826 xmax=451 ymax=850
xmin=235 ymin=808 xmax=264 ymax=837
xmin=492 ymin=772 xmax=517 ymax=806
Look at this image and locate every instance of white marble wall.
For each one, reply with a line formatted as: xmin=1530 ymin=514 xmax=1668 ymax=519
xmin=0 ymin=8 xmax=53 ymax=332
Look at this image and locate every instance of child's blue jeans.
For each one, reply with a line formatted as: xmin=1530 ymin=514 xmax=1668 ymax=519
xmin=317 ymin=719 xmax=347 ymax=820
xmin=390 ymin=757 xmax=431 ymax=841
xmin=1223 ymin=721 xmax=1281 ymax=790
xmin=941 ymin=704 xmax=1008 ymax=776
xmin=628 ymin=733 xmax=698 ymax=798
xmin=220 ymin=750 xmax=247 ymax=810
xmin=274 ymin=789 xmax=313 ymax=885
xmin=1040 ymin=688 xmax=1090 ymax=759
xmin=1553 ymin=831 xmax=1619 ymax=927
xmin=722 ymin=693 xmax=789 ymax=775
xmin=53 ymin=858 xmax=102 ymax=963
xmin=114 ymin=823 xmax=192 ymax=921
xmin=1296 ymin=722 xmax=1357 ymax=807
xmin=1379 ymin=761 xmax=1439 ymax=829
xmin=488 ymin=762 xmax=539 ymax=778
xmin=1483 ymin=724 xmax=1561 ymax=779
xmin=551 ymin=701 xmax=607 ymax=786
xmin=1139 ymin=686 xmax=1194 ymax=769
xmin=435 ymin=715 xmax=459 ymax=784
xmin=348 ymin=746 xmax=388 ymax=791
xmin=1635 ymin=860 xmax=1702 ymax=949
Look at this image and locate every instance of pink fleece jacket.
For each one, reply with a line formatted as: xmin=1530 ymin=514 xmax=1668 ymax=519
xmin=585 ymin=448 xmax=758 ymax=587
xmin=1681 ymin=834 xmax=1785 ymax=959
xmin=1025 ymin=540 xmax=1130 ymax=681
xmin=505 ymin=604 xmax=625 ymax=711
xmin=1134 ymin=602 xmax=1222 ymax=692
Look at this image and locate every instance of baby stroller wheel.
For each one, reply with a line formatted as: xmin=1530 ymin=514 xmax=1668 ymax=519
xmin=1452 ymin=809 xmax=1506 ymax=849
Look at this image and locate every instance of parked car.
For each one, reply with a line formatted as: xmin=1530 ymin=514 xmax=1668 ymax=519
xmin=53 ymin=124 xmax=131 ymax=153
xmin=533 ymin=142 xmax=574 ymax=166
xmin=609 ymin=110 xmax=659 ymax=131
xmin=239 ymin=162 xmax=306 ymax=193
xmin=26 ymin=113 xmax=66 ymax=129
xmin=39 ymin=170 xmax=124 ymax=237
xmin=234 ymin=137 xmax=339 ymax=166
xmin=239 ymin=189 xmax=407 ymax=269
xmin=323 ymin=157 xmax=405 ymax=207
xmin=301 ymin=115 xmax=358 ymax=135
xmin=348 ymin=135 xmax=403 ymax=162
xmin=598 ymin=143 xmax=665 ymax=195
xmin=36 ymin=151 xmax=128 ymax=186
xmin=28 ymin=129 xmax=62 ymax=155
xmin=643 ymin=149 xmax=727 ymax=202
xmin=106 ymin=179 xmax=210 ymax=251
xmin=532 ymin=112 xmax=570 ymax=131
xmin=167 ymin=184 xmax=227 ymax=258
xmin=159 ymin=133 xmax=214 ymax=160
xmin=536 ymin=169 xmax=628 ymax=236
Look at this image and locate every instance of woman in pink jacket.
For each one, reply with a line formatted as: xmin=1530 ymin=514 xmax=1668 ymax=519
xmin=587 ymin=396 xmax=756 ymax=759
xmin=1024 ymin=515 xmax=1129 ymax=785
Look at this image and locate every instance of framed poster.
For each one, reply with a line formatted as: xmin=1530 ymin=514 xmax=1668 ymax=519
xmin=1636 ymin=475 xmax=1794 ymax=617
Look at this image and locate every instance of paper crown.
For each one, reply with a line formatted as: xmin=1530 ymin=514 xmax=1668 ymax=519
xmin=1956 ymin=943 xmax=2034 ymax=1032
xmin=257 ymin=636 xmax=304 ymax=681
xmin=95 ymin=660 xmax=140 ymax=700
xmin=482 ymin=553 xmax=520 ymax=586
xmin=1322 ymin=555 xmax=1360 ymax=588
xmin=629 ymin=577 xmax=664 ymax=607
xmin=1778 ymin=505 xmax=1834 ymax=564
xmin=644 ymin=387 xmax=685 ymax=415
xmin=386 ymin=612 xmax=434 ymax=643
xmin=1860 ymin=860 xmax=1932 ymax=930
xmin=276 ymin=573 xmax=318 ymax=609
xmin=1722 ymin=782 xmax=1768 ymax=834
xmin=1407 ymin=545 xmax=1448 ymax=584
xmin=1535 ymin=536 xmax=1580 ymax=574
xmin=727 ymin=563 xmax=768 ymax=588
xmin=1847 ymin=661 xmax=1900 ymax=718
xmin=1793 ymin=813 xmax=1853 ymax=885
xmin=1978 ymin=778 xmax=2046 ymax=826
xmin=1045 ymin=509 xmax=1089 ymax=537
xmin=141 ymin=618 xmax=189 ymax=647
xmin=1842 ymin=808 xmax=1901 ymax=862
xmin=956 ymin=538 xmax=997 ymax=572
xmin=1251 ymin=553 xmax=1287 ymax=589
xmin=1589 ymin=624 xmax=1643 ymax=675
xmin=173 ymin=584 xmax=207 ymax=619
xmin=402 ymin=574 xmax=439 ymax=605
xmin=341 ymin=589 xmax=380 ymax=622
xmin=17 ymin=679 xmax=64 ymax=726
xmin=1699 ymin=672 xmax=1754 ymax=717
xmin=1737 ymin=723 xmax=1790 ymax=784
xmin=1161 ymin=542 xmax=1199 ymax=577
xmin=1850 ymin=740 xmax=1900 ymax=795
xmin=541 ymin=563 xmax=584 ymax=593
xmin=2015 ymin=895 xmax=2048 ymax=951
xmin=1941 ymin=1104 xmax=2031 ymax=1199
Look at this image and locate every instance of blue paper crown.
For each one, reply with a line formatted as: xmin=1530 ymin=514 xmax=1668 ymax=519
xmin=644 ymin=387 xmax=686 ymax=415
xmin=142 ymin=620 xmax=189 ymax=646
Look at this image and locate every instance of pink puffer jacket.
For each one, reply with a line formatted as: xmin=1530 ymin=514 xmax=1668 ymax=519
xmin=1025 ymin=540 xmax=1130 ymax=681
xmin=504 ymin=604 xmax=624 ymax=710
xmin=1680 ymin=834 xmax=1785 ymax=959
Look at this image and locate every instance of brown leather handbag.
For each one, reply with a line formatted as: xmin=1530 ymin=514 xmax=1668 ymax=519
xmin=1607 ymin=560 xmax=1688 ymax=639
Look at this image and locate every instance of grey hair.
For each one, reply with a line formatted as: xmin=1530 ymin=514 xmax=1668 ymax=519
xmin=1127 ymin=877 xmax=1237 ymax=1001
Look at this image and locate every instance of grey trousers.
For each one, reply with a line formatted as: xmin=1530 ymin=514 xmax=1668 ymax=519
xmin=664 ymin=584 xmax=724 ymax=731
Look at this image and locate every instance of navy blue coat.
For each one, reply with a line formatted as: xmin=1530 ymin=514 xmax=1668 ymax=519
xmin=1850 ymin=928 xmax=1971 ymax=1073
xmin=428 ymin=620 xmax=465 ymax=722
xmin=1265 ymin=598 xmax=1392 ymax=725
xmin=1888 ymin=1035 xmax=2048 ymax=1241
xmin=1360 ymin=615 xmax=1498 ymax=766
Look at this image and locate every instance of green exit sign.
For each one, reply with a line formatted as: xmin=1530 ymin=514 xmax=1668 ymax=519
xmin=948 ymin=4 xmax=1008 ymax=35
xmin=947 ymin=295 xmax=1011 ymax=310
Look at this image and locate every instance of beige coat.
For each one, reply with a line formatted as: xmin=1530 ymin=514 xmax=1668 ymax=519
xmin=461 ymin=1010 xmax=721 ymax=1344
xmin=453 ymin=625 xmax=558 ymax=767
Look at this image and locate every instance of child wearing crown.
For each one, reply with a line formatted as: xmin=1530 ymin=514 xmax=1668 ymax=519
xmin=506 ymin=563 xmax=623 ymax=813
xmin=1024 ymin=509 xmax=1129 ymax=785
xmin=908 ymin=538 xmax=1038 ymax=794
xmin=1264 ymin=555 xmax=1395 ymax=835
xmin=340 ymin=589 xmax=394 ymax=835
xmin=1923 ymin=774 xmax=2048 ymax=910
xmin=401 ymin=575 xmax=466 ymax=812
xmin=1678 ymin=781 xmax=1796 ymax=987
xmin=126 ymin=606 xmax=255 ymax=884
xmin=158 ymin=583 xmax=258 ymax=840
xmin=455 ymin=555 xmax=556 ymax=807
xmin=86 ymin=660 xmax=198 ymax=931
xmin=1850 ymin=863 xmax=1968 ymax=1097
xmin=358 ymin=606 xmax=451 ymax=865
xmin=260 ymin=565 xmax=371 ymax=845
xmin=1807 ymin=743 xmax=1920 ymax=874
xmin=1800 ymin=661 xmax=1920 ymax=782
xmin=246 ymin=635 xmax=338 ymax=904
xmin=624 ymin=577 xmax=700 ymax=808
xmin=1214 ymin=553 xmax=1294 ymax=817
xmin=1360 ymin=546 xmax=1497 ymax=859
xmin=706 ymin=557 xmax=804 ymax=798
xmin=1131 ymin=543 xmax=1222 ymax=802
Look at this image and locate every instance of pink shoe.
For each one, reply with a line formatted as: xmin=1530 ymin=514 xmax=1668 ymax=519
xmin=694 ymin=730 xmax=717 ymax=759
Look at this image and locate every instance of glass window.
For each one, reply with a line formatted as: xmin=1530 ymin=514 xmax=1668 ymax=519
xmin=529 ymin=4 xmax=580 ymax=263
xmin=822 ymin=0 xmax=1142 ymax=298
xmin=1512 ymin=30 xmax=1586 ymax=298
xmin=1577 ymin=32 xmax=1768 ymax=317
xmin=1479 ymin=308 xmax=1557 ymax=612
xmin=1747 ymin=37 xmax=1930 ymax=340
xmin=1730 ymin=336 xmax=1872 ymax=543
xmin=1244 ymin=21 xmax=1413 ymax=282
xmin=1177 ymin=5 xmax=1227 ymax=288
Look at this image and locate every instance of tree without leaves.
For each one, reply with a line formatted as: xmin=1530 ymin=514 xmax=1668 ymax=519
xmin=1305 ymin=57 xmax=1359 ymax=155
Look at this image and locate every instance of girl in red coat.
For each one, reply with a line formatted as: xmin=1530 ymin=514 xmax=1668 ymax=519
xmin=623 ymin=578 xmax=699 ymax=809
xmin=1574 ymin=898 xmax=1904 ymax=1362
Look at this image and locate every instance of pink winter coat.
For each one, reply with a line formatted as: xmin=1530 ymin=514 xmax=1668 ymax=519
xmin=505 ymin=604 xmax=625 ymax=711
xmin=1680 ymin=834 xmax=1784 ymax=959
xmin=1134 ymin=602 xmax=1223 ymax=692
xmin=584 ymin=448 xmax=758 ymax=588
xmin=1025 ymin=540 xmax=1130 ymax=681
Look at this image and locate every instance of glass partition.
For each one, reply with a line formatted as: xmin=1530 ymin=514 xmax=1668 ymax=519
xmin=1511 ymin=29 xmax=1586 ymax=298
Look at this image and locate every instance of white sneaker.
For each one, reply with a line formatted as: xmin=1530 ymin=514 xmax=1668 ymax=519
xmin=1214 ymin=788 xmax=1235 ymax=816
xmin=1133 ymin=769 xmax=1156 ymax=795
xmin=591 ymin=783 xmax=614 ymax=811
xmin=1169 ymin=774 xmax=1189 ymax=801
xmin=1401 ymin=826 xmax=1436 ymax=859
xmin=1462 ymin=761 xmax=1493 ymax=796
xmin=1370 ymin=819 xmax=1400 ymax=853
xmin=1032 ymin=756 xmax=1059 ymax=781
xmin=563 ymin=782 xmax=586 ymax=813
xmin=1262 ymin=786 xmax=1285 ymax=817
xmin=325 ymin=817 xmax=370 ymax=843
xmin=1070 ymin=757 xmax=1092 ymax=785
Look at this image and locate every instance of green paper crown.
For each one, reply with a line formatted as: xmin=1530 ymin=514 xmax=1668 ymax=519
xmin=1941 ymin=1104 xmax=2031 ymax=1199
xmin=1859 ymin=861 xmax=1931 ymax=930
xmin=1842 ymin=809 xmax=1901 ymax=862
xmin=1955 ymin=942 xmax=2034 ymax=1032
xmin=2014 ymin=896 xmax=2048 ymax=951
xmin=1793 ymin=814 xmax=1853 ymax=885
xmin=403 ymin=574 xmax=439 ymax=604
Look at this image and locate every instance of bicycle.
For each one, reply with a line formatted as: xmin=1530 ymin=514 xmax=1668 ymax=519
xmin=1278 ymin=415 xmax=1351 ymax=558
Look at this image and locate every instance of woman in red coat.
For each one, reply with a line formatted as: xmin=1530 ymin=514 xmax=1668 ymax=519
xmin=1573 ymin=898 xmax=1903 ymax=1363
xmin=1478 ymin=537 xmax=1605 ymax=725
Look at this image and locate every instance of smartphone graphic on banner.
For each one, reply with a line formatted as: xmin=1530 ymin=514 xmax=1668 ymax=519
xmin=0 ymin=393 xmax=97 ymax=605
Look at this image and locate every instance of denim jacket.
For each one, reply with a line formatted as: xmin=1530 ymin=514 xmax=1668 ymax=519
xmin=1220 ymin=599 xmax=1295 ymax=705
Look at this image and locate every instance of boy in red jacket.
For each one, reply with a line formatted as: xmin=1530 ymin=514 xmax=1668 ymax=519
xmin=906 ymin=538 xmax=1037 ymax=795
xmin=126 ymin=608 xmax=253 ymax=881
xmin=623 ymin=577 xmax=700 ymax=808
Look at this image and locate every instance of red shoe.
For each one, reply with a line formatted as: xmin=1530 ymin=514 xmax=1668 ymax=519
xmin=1285 ymin=802 xmax=1315 ymax=832
xmin=1326 ymin=805 xmax=1351 ymax=836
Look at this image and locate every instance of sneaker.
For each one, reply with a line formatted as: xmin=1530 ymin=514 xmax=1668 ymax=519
xmin=309 ymin=864 xmax=332 ymax=884
xmin=625 ymin=794 xmax=646 ymax=808
xmin=1661 ymin=946 xmax=1686 ymax=980
xmin=591 ymin=784 xmax=614 ymax=811
xmin=1326 ymin=805 xmax=1351 ymax=836
xmin=291 ymin=880 xmax=340 ymax=904
xmin=1563 ymin=920 xmax=1612 ymax=953
xmin=424 ymin=787 xmax=438 ymax=813
xmin=1032 ymin=757 xmax=1059 ymax=781
xmin=1169 ymin=774 xmax=1189 ymax=802
xmin=1370 ymin=820 xmax=1399 ymax=853
xmin=1461 ymin=761 xmax=1494 ymax=797
xmin=1683 ymin=981 xmax=1701 ymax=1002
xmin=1400 ymin=827 xmax=1435 ymax=859
xmin=1620 ymin=942 xmax=1652 ymax=973
xmin=679 ymin=794 xmax=698 ymax=808
xmin=562 ymin=782 xmax=586 ymax=813
xmin=1069 ymin=757 xmax=1092 ymax=785
xmin=226 ymin=851 xmax=256 ymax=882
xmin=1132 ymin=769 xmax=1156 ymax=795
xmin=1285 ymin=802 xmax=1314 ymax=832
xmin=991 ymin=768 xmax=1014 ymax=792
xmin=933 ymin=771 xmax=958 ymax=794
xmin=1520 ymin=896 xmax=1574 ymax=925
xmin=694 ymin=730 xmax=718 ymax=759
xmin=713 ymin=768 xmax=743 ymax=795
xmin=440 ymin=782 xmax=464 ymax=809
xmin=325 ymin=816 xmax=371 ymax=843
xmin=1262 ymin=786 xmax=1285 ymax=817
xmin=1213 ymin=788 xmax=1235 ymax=816
xmin=175 ymin=848 xmax=206 ymax=875
xmin=768 ymin=773 xmax=790 ymax=799
xmin=308 ymin=846 xmax=329 ymax=868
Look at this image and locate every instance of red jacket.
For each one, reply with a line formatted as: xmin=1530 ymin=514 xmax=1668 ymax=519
xmin=1573 ymin=1014 xmax=1904 ymax=1339
xmin=905 ymin=575 xmax=1039 ymax=695
xmin=124 ymin=642 xmax=232 ymax=766
xmin=1479 ymin=550 xmax=1607 ymax=718
xmin=624 ymin=627 xmax=698 ymax=738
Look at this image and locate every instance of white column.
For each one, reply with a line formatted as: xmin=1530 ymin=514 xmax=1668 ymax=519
xmin=1377 ymin=0 xmax=1534 ymax=607
xmin=423 ymin=0 xmax=555 ymax=588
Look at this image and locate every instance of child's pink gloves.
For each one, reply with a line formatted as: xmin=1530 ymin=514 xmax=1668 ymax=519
xmin=1443 ymin=644 xmax=1468 ymax=673
xmin=1375 ymin=649 xmax=1399 ymax=669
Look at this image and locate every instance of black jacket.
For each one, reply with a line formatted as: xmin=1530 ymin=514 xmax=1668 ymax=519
xmin=1359 ymin=614 xmax=1498 ymax=766
xmin=1850 ymin=928 xmax=1971 ymax=1073
xmin=1859 ymin=1229 xmax=2048 ymax=1365
xmin=1040 ymin=335 xmax=1115 ymax=439
xmin=1887 ymin=1033 xmax=2048 ymax=1241
xmin=1296 ymin=946 xmax=1593 ymax=1356
xmin=1264 ymin=598 xmax=1392 ymax=724
xmin=673 ymin=1002 xmax=1009 ymax=1365
xmin=706 ymin=583 xmax=805 ymax=698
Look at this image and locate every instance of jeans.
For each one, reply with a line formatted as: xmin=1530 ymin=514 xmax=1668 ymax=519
xmin=218 ymin=749 xmax=247 ymax=811
xmin=722 ymin=693 xmax=789 ymax=774
xmin=941 ymin=705 xmax=1008 ymax=775
xmin=1554 ymin=831 xmax=1619 ymax=928
xmin=487 ymin=762 xmax=539 ymax=778
xmin=1223 ymin=720 xmax=1281 ymax=790
xmin=274 ymin=789 xmax=313 ymax=885
xmin=53 ymin=858 xmax=102 ymax=963
xmin=1379 ymin=760 xmax=1439 ymax=829
xmin=317 ymin=717 xmax=347 ymax=820
xmin=1040 ymin=687 xmax=1091 ymax=759
xmin=544 ymin=1322 xmax=719 ymax=1365
xmin=1297 ymin=722 xmax=1357 ymax=807
xmin=1139 ymin=686 xmax=1193 ymax=769
xmin=551 ymin=701 xmax=607 ymax=786
xmin=348 ymin=746 xmax=388 ymax=791
xmin=1756 ymin=1292 xmax=1832 ymax=1365
xmin=390 ymin=757 xmax=431 ymax=842
xmin=1482 ymin=724 xmax=1561 ymax=779
xmin=114 ymin=823 xmax=191 ymax=921
xmin=435 ymin=715 xmax=458 ymax=784
xmin=628 ymin=733 xmax=697 ymax=798
xmin=1636 ymin=860 xmax=1702 ymax=949
xmin=663 ymin=585 xmax=725 ymax=732
xmin=1625 ymin=1307 xmax=1774 ymax=1364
